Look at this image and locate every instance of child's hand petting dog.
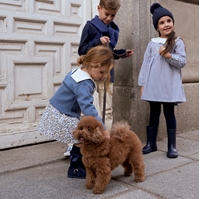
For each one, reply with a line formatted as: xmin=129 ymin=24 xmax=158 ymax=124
xmin=105 ymin=130 xmax=110 ymax=138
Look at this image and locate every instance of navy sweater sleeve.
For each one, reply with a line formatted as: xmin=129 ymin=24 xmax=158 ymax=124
xmin=78 ymin=22 xmax=102 ymax=55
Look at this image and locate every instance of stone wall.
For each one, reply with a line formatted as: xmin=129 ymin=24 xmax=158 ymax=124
xmin=113 ymin=0 xmax=199 ymax=141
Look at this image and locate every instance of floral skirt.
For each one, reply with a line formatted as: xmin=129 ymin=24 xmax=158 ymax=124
xmin=37 ymin=103 xmax=79 ymax=144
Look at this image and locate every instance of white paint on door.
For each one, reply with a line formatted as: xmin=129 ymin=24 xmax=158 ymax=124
xmin=0 ymin=0 xmax=92 ymax=149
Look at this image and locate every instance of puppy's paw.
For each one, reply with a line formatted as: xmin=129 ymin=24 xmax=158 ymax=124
xmin=124 ymin=171 xmax=132 ymax=176
xmin=92 ymin=187 xmax=104 ymax=194
xmin=85 ymin=183 xmax=94 ymax=189
xmin=134 ymin=175 xmax=145 ymax=182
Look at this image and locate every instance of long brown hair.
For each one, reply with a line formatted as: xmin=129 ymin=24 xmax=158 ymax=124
xmin=159 ymin=30 xmax=177 ymax=55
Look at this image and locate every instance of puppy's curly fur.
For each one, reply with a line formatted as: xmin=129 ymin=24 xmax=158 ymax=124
xmin=73 ymin=116 xmax=145 ymax=194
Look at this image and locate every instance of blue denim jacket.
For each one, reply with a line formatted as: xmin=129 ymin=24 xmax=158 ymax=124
xmin=50 ymin=68 xmax=104 ymax=126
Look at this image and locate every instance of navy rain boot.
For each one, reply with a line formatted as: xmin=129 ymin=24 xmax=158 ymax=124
xmin=142 ymin=126 xmax=158 ymax=154
xmin=67 ymin=145 xmax=86 ymax=179
xmin=167 ymin=129 xmax=178 ymax=158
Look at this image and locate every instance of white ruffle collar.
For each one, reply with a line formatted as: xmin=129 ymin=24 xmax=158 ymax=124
xmin=71 ymin=68 xmax=96 ymax=88
xmin=151 ymin=36 xmax=180 ymax=44
xmin=151 ymin=37 xmax=167 ymax=44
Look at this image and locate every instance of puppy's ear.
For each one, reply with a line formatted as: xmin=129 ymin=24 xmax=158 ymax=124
xmin=73 ymin=130 xmax=79 ymax=140
xmin=92 ymin=127 xmax=104 ymax=143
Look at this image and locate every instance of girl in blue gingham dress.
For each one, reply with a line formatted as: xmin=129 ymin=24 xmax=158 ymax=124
xmin=138 ymin=3 xmax=186 ymax=159
xmin=37 ymin=45 xmax=114 ymax=179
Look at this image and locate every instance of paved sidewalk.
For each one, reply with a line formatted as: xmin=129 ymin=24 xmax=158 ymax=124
xmin=0 ymin=130 xmax=198 ymax=199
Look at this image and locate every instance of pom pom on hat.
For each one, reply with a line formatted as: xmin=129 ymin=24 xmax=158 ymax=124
xmin=150 ymin=3 xmax=161 ymax=14
xmin=150 ymin=3 xmax=174 ymax=30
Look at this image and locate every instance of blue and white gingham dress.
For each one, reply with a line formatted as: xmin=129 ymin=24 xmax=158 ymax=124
xmin=138 ymin=37 xmax=186 ymax=103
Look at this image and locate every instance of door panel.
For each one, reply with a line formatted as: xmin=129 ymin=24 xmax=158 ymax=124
xmin=0 ymin=0 xmax=91 ymax=149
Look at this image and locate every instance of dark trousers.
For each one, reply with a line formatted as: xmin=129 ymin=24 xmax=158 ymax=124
xmin=149 ymin=102 xmax=176 ymax=129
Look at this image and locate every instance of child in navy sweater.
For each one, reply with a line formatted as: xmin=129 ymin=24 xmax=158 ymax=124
xmin=78 ymin=0 xmax=133 ymax=131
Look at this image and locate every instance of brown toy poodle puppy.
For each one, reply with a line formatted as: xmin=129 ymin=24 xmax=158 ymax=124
xmin=73 ymin=116 xmax=145 ymax=194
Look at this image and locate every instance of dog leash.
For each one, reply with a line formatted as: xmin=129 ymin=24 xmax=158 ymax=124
xmin=102 ymin=43 xmax=126 ymax=124
xmin=102 ymin=81 xmax=106 ymax=124
xmin=102 ymin=43 xmax=127 ymax=124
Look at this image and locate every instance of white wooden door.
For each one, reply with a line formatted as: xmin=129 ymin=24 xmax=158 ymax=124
xmin=0 ymin=0 xmax=92 ymax=149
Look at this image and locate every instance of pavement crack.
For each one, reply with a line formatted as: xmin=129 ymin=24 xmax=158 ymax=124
xmin=0 ymin=157 xmax=65 ymax=175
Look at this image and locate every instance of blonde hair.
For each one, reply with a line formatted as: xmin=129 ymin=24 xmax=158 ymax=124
xmin=77 ymin=45 xmax=114 ymax=93
xmin=99 ymin=0 xmax=121 ymax=10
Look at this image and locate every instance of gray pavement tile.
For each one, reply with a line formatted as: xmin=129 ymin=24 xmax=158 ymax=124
xmin=135 ymin=162 xmax=199 ymax=199
xmin=111 ymin=152 xmax=193 ymax=179
xmin=0 ymin=141 xmax=66 ymax=173
xmin=0 ymin=161 xmax=133 ymax=199
xmin=157 ymin=137 xmax=199 ymax=157
xmin=189 ymin=152 xmax=199 ymax=160
xmin=142 ymin=151 xmax=193 ymax=176
xmin=109 ymin=190 xmax=160 ymax=199
xmin=177 ymin=130 xmax=199 ymax=141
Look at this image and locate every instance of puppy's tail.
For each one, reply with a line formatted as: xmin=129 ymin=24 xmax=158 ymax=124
xmin=110 ymin=121 xmax=131 ymax=141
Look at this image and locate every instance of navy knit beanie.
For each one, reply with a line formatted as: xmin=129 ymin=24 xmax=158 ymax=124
xmin=150 ymin=3 xmax=174 ymax=30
